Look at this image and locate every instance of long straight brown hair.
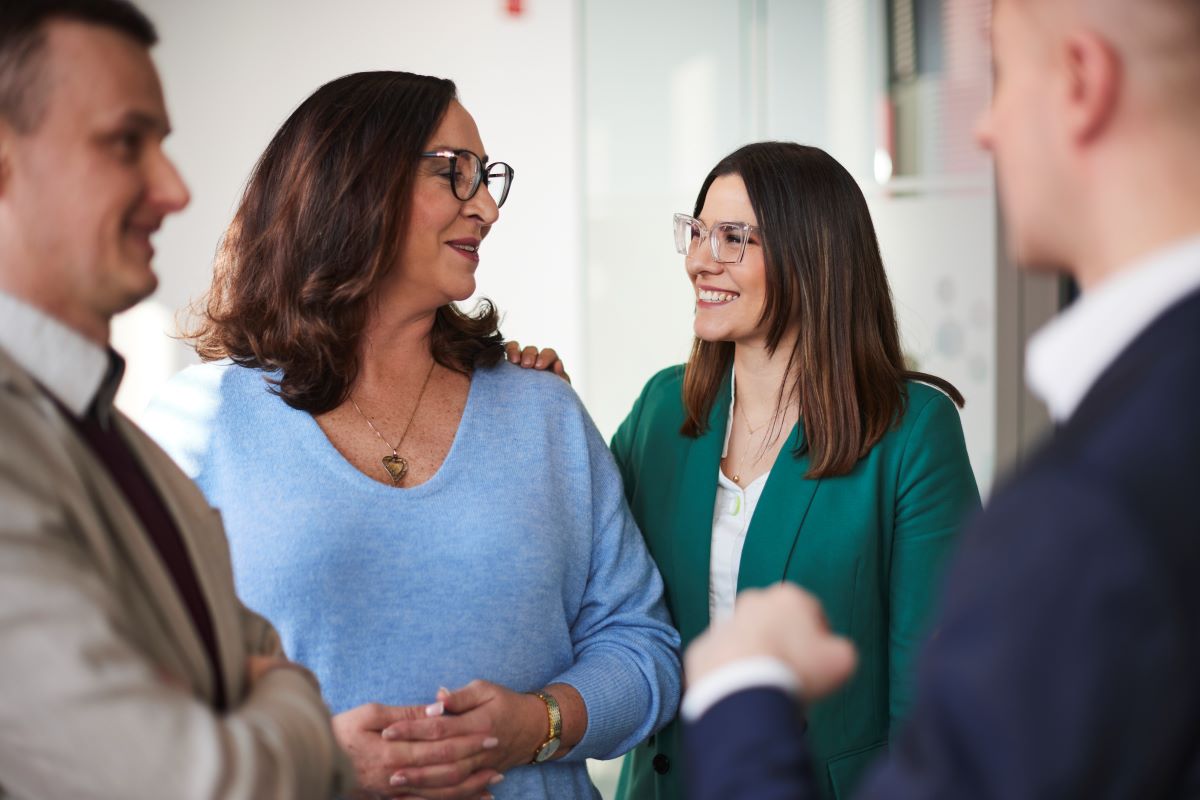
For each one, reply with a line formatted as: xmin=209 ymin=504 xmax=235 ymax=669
xmin=681 ymin=142 xmax=963 ymax=478
xmin=188 ymin=71 xmax=503 ymax=414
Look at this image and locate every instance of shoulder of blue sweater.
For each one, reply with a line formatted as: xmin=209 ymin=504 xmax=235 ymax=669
xmin=167 ymin=358 xmax=239 ymax=385
xmin=150 ymin=360 xmax=278 ymax=429
xmin=191 ymin=360 xmax=279 ymax=398
xmin=151 ymin=360 xmax=232 ymax=413
xmin=475 ymin=359 xmax=587 ymax=411
xmin=143 ymin=361 xmax=242 ymax=477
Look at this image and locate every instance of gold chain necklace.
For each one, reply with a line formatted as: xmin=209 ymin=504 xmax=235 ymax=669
xmin=727 ymin=398 xmax=782 ymax=486
xmin=738 ymin=397 xmax=772 ymax=437
xmin=350 ymin=359 xmax=436 ymax=486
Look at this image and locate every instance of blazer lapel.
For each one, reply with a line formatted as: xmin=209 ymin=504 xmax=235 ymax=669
xmin=737 ymin=418 xmax=822 ymax=590
xmin=1 ymin=345 xmax=229 ymax=702
xmin=671 ymin=371 xmax=732 ymax=645
xmin=119 ymin=417 xmax=244 ymax=703
xmin=61 ymin=417 xmax=217 ymax=700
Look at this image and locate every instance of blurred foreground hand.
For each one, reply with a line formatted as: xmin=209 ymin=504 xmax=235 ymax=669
xmin=685 ymin=584 xmax=858 ymax=701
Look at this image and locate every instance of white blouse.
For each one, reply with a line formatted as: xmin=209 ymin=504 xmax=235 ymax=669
xmin=708 ymin=370 xmax=771 ymax=622
xmin=708 ymin=469 xmax=769 ymax=621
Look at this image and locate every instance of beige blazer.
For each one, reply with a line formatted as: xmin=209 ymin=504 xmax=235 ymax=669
xmin=0 ymin=347 xmax=352 ymax=800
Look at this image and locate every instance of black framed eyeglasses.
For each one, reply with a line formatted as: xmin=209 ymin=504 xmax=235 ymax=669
xmin=673 ymin=213 xmax=761 ymax=264
xmin=420 ymin=149 xmax=514 ymax=208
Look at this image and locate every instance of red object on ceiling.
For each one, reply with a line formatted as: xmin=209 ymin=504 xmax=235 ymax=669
xmin=507 ymin=0 xmax=523 ymax=16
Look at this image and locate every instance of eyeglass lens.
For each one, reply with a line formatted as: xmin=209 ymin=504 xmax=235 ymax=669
xmin=448 ymin=152 xmax=511 ymax=208
xmin=452 ymin=152 xmax=482 ymax=201
xmin=485 ymin=163 xmax=512 ymax=207
xmin=674 ymin=215 xmax=750 ymax=263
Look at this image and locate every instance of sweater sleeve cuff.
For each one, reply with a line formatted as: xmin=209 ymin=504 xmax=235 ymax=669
xmin=681 ymin=657 xmax=800 ymax=722
xmin=550 ymin=650 xmax=663 ymax=760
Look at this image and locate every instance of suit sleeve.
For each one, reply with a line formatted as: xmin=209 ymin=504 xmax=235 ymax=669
xmin=684 ymin=687 xmax=820 ymax=800
xmin=685 ymin=475 xmax=1200 ymax=800
xmin=888 ymin=391 xmax=980 ymax=725
xmin=860 ymin=476 xmax=1200 ymax=799
xmin=240 ymin=603 xmax=286 ymax=657
xmin=0 ymin=413 xmax=352 ymax=800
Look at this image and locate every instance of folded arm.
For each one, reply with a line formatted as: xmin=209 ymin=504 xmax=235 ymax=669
xmin=0 ymin=457 xmax=351 ymax=800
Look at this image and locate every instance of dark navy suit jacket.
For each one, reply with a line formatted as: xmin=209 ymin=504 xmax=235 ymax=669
xmin=684 ymin=289 xmax=1200 ymax=799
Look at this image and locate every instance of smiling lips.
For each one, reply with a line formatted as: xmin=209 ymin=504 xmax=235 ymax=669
xmin=697 ymin=287 xmax=739 ymax=305
xmin=447 ymin=238 xmax=481 ymax=262
xmin=126 ymin=219 xmax=162 ymax=259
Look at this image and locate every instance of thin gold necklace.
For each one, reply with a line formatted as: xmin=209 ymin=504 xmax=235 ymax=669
xmin=737 ymin=396 xmax=772 ymax=436
xmin=350 ymin=359 xmax=436 ymax=486
xmin=727 ymin=398 xmax=782 ymax=486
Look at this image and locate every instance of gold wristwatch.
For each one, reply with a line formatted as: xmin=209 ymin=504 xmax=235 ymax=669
xmin=529 ymin=691 xmax=562 ymax=763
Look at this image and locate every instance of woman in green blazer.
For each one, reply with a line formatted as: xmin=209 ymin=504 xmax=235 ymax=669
xmin=612 ymin=143 xmax=980 ymax=800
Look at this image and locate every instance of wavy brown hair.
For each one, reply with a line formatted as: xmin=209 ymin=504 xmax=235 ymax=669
xmin=681 ymin=142 xmax=963 ymax=478
xmin=189 ymin=71 xmax=503 ymax=414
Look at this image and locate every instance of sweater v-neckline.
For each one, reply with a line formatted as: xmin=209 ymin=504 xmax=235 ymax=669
xmin=294 ymin=366 xmax=482 ymax=497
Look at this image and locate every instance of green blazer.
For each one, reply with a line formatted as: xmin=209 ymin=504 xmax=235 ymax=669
xmin=611 ymin=366 xmax=980 ymax=800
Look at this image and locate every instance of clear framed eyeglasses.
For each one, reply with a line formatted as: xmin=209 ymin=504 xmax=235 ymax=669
xmin=420 ymin=149 xmax=514 ymax=208
xmin=673 ymin=213 xmax=761 ymax=264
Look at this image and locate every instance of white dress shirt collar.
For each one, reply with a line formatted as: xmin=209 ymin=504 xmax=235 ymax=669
xmin=0 ymin=291 xmax=120 ymax=422
xmin=1026 ymin=235 xmax=1200 ymax=423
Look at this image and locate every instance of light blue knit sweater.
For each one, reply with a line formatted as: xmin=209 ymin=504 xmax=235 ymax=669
xmin=144 ymin=360 xmax=681 ymax=799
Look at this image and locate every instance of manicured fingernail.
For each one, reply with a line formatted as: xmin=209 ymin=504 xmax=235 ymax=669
xmin=382 ymin=728 xmax=397 ymax=740
xmin=535 ymin=357 xmax=545 ymax=368
xmin=523 ymin=357 xmax=533 ymax=367
xmin=489 ymin=774 xmax=505 ymax=785
xmin=390 ymin=773 xmax=408 ymax=786
xmin=483 ymin=737 xmax=499 ymax=748
xmin=425 ymin=701 xmax=444 ymax=717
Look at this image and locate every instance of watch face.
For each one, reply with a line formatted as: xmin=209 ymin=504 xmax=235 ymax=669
xmin=535 ymin=738 xmax=561 ymax=763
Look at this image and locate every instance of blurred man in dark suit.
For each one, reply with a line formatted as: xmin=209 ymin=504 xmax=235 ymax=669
xmin=682 ymin=0 xmax=1200 ymax=796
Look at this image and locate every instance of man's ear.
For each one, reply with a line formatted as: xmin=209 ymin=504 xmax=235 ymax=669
xmin=0 ymin=119 xmax=17 ymax=195
xmin=0 ymin=127 xmax=9 ymax=194
xmin=1063 ymin=29 xmax=1122 ymax=145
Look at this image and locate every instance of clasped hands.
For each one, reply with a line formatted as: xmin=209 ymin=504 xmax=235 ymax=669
xmin=335 ymin=679 xmax=551 ymax=800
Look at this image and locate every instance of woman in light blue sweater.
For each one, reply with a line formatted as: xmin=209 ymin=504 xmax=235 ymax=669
xmin=144 ymin=71 xmax=679 ymax=800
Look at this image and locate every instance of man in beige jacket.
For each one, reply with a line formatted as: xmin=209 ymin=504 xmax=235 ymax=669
xmin=0 ymin=2 xmax=356 ymax=797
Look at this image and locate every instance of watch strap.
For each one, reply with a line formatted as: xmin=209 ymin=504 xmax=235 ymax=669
xmin=529 ymin=691 xmax=562 ymax=763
